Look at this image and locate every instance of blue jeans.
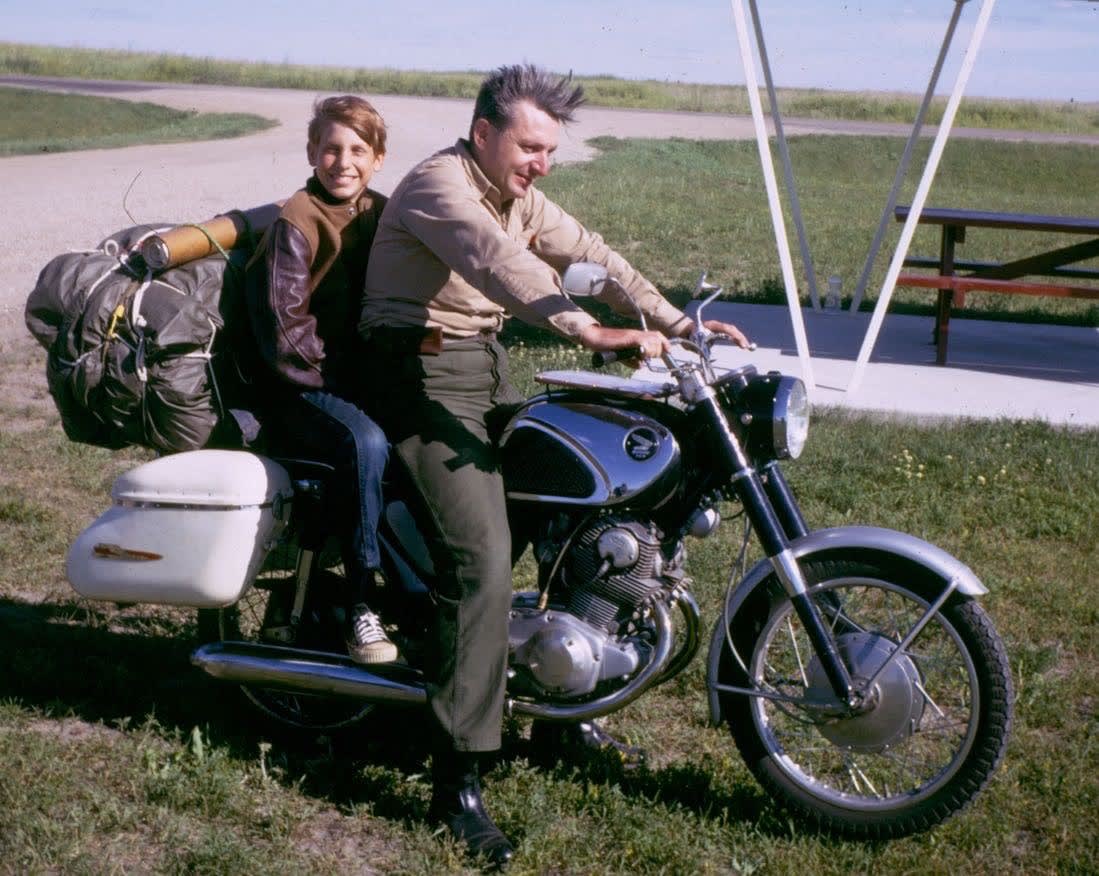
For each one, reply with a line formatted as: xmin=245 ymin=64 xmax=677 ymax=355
xmin=265 ymin=390 xmax=388 ymax=589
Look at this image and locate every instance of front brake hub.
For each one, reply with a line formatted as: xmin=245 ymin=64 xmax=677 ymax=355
xmin=805 ymin=632 xmax=925 ymax=752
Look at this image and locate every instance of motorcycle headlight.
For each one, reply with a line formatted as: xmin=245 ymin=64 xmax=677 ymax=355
xmin=741 ymin=374 xmax=810 ymax=460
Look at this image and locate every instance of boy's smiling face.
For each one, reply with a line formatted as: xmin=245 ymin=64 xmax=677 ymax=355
xmin=307 ymin=121 xmax=384 ymax=201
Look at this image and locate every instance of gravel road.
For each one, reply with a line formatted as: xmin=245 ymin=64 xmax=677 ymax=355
xmin=3 ymin=75 xmax=1097 ymax=342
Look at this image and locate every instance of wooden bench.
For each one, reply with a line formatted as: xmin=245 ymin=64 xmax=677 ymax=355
xmin=892 ymin=206 xmax=1099 ymax=364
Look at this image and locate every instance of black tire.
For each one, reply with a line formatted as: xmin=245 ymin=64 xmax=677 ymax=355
xmin=717 ymin=553 xmax=1013 ymax=838
xmin=197 ymin=541 xmax=375 ymax=732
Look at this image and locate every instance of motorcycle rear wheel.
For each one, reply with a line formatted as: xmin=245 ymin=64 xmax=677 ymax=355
xmin=197 ymin=548 xmax=375 ymax=732
xmin=718 ymin=554 xmax=1012 ymax=838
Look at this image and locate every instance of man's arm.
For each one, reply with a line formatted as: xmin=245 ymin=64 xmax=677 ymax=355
xmin=520 ymin=189 xmax=691 ymax=336
xmin=524 ymin=191 xmax=750 ymax=349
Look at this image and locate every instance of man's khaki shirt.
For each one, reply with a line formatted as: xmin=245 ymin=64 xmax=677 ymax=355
xmin=360 ymin=139 xmax=691 ymax=341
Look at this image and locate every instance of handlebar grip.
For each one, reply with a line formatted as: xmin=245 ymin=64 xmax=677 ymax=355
xmin=591 ymin=346 xmax=644 ymax=367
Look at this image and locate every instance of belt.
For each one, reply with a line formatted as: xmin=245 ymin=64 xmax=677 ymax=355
xmin=367 ymin=326 xmax=498 ymax=355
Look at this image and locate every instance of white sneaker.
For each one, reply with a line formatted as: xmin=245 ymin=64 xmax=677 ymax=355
xmin=346 ymin=603 xmax=398 ymax=664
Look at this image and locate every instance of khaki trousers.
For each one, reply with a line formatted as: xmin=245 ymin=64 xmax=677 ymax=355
xmin=368 ymin=337 xmax=522 ymax=752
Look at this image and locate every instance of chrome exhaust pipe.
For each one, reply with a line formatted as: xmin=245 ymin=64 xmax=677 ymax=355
xmin=191 ymin=641 xmax=427 ymax=705
xmin=194 ymin=598 xmax=678 ymax=719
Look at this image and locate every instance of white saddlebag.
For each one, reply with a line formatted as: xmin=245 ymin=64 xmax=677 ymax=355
xmin=67 ymin=450 xmax=292 ymax=607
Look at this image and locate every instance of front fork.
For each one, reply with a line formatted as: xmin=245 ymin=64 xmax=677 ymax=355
xmin=699 ymin=393 xmax=859 ymax=708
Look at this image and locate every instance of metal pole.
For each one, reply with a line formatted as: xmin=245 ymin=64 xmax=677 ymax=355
xmin=729 ymin=0 xmax=816 ymax=397
xmin=747 ymin=0 xmax=821 ymax=310
xmin=848 ymin=0 xmax=969 ymax=314
xmin=847 ymin=0 xmax=998 ymax=395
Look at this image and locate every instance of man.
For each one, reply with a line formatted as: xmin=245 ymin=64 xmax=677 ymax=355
xmin=361 ymin=64 xmax=748 ymax=867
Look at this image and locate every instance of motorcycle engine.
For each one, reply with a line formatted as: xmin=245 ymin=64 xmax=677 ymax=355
xmin=508 ymin=515 xmax=670 ymax=700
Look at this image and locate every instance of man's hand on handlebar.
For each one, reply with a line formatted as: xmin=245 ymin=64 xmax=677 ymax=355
xmin=693 ymin=319 xmax=752 ymax=350
xmin=578 ymin=325 xmax=671 ymax=361
xmin=579 ymin=318 xmax=754 ymax=367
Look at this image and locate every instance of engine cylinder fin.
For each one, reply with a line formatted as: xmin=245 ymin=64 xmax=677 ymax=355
xmin=565 ymin=590 xmax=620 ymax=631
xmin=563 ymin=515 xmax=666 ymax=629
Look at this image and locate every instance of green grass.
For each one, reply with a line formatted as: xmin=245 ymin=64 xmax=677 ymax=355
xmin=3 ymin=41 xmax=1097 ymax=135
xmin=0 ymin=86 xmax=274 ymax=155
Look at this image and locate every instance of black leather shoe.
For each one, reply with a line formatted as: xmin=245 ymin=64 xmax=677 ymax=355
xmin=430 ymin=753 xmax=514 ymax=869
xmin=530 ymin=719 xmax=647 ymax=769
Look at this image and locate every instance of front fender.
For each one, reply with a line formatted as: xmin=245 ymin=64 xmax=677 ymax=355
xmin=705 ymin=525 xmax=986 ymax=726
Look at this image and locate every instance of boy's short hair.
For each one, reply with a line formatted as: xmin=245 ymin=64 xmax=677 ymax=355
xmin=308 ymin=95 xmax=387 ymax=154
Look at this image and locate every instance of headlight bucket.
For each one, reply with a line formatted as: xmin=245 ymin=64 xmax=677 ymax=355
xmin=741 ymin=373 xmax=810 ymax=460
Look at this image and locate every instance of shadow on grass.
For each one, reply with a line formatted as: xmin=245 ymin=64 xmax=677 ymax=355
xmin=0 ymin=597 xmax=251 ymax=740
xmin=0 ymin=595 xmax=817 ymax=840
xmin=319 ymin=728 xmax=803 ymax=843
xmin=318 ymin=705 xmax=806 ymax=840
xmin=0 ymin=595 xmax=434 ymax=755
xmin=503 ymin=732 xmax=790 ymax=837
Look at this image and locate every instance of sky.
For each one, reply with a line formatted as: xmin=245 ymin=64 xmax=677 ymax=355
xmin=5 ymin=1 xmax=1098 ymax=102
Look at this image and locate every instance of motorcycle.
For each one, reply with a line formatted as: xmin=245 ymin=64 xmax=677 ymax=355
xmin=65 ymin=264 xmax=1013 ymax=839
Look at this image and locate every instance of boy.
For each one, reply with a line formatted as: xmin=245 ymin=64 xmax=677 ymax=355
xmin=244 ymin=95 xmax=395 ymax=664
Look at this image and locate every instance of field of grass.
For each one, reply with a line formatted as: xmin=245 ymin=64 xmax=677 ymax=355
xmin=2 ymin=82 xmax=1098 ymax=873
xmin=0 ymin=87 xmax=274 ymax=155
xmin=3 ymin=40 xmax=1097 ymax=136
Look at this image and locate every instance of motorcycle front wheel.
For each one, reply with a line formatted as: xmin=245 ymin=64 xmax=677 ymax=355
xmin=717 ymin=554 xmax=1013 ymax=838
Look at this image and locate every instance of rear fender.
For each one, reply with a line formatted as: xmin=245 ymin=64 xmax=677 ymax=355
xmin=705 ymin=525 xmax=987 ymax=725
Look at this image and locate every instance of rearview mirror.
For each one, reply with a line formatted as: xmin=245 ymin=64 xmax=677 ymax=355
xmin=562 ymin=262 xmax=609 ymax=298
xmin=693 ymin=271 xmax=723 ymax=300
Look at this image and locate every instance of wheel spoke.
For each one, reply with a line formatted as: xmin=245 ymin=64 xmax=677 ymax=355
xmin=917 ymin=716 xmax=970 ymax=739
xmin=820 ymin=589 xmax=860 ymax=634
xmin=843 ymin=754 xmax=881 ymax=797
xmin=785 ymin=616 xmax=809 ymax=686
xmin=913 ymin=677 xmax=947 ymax=718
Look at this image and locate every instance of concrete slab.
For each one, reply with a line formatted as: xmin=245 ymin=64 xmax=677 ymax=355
xmin=688 ymin=302 xmax=1099 ymax=427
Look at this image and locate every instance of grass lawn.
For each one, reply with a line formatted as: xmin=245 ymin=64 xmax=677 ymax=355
xmin=0 ymin=87 xmax=274 ymax=155
xmin=1 ymin=116 xmax=1097 ymax=870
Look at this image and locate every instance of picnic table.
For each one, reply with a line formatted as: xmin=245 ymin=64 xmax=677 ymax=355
xmin=893 ymin=206 xmax=1099 ymax=364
